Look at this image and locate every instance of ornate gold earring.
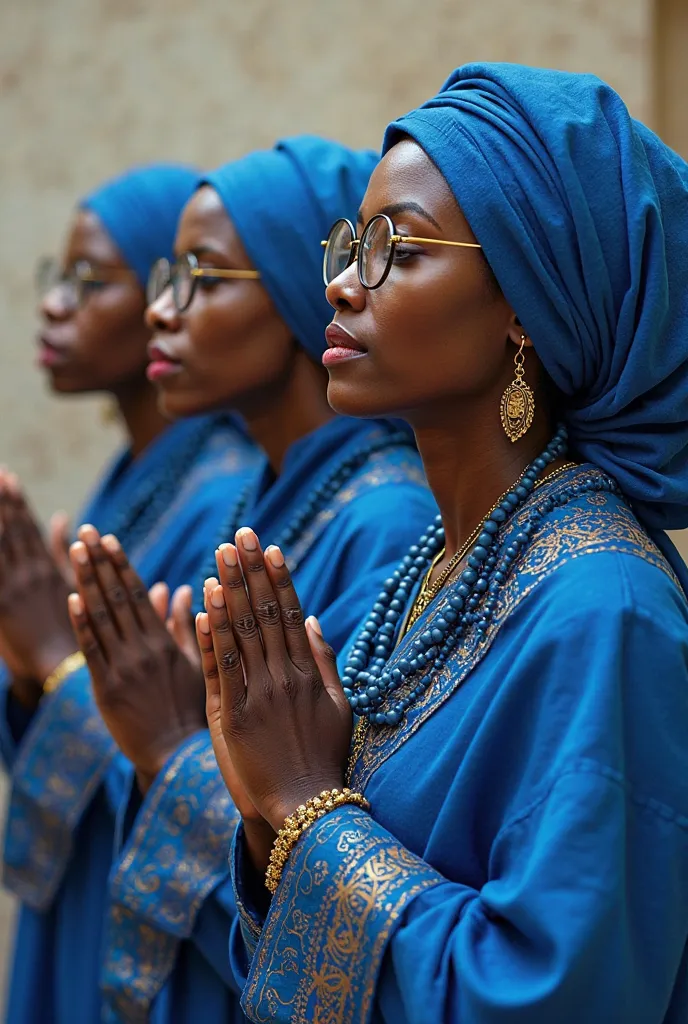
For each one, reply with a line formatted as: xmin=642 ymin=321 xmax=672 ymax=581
xmin=500 ymin=333 xmax=535 ymax=442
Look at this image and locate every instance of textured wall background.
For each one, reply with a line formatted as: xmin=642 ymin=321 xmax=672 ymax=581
xmin=0 ymin=0 xmax=654 ymax=523
xmin=0 ymin=0 xmax=674 ymax=996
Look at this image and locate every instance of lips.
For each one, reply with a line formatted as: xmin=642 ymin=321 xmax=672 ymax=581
xmin=325 ymin=322 xmax=366 ymax=352
xmin=323 ymin=322 xmax=368 ymax=367
xmin=36 ymin=334 xmax=72 ymax=369
xmin=146 ymin=340 xmax=183 ymax=383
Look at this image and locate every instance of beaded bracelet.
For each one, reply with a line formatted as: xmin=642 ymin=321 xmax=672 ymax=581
xmin=265 ymin=787 xmax=370 ymax=893
xmin=43 ymin=651 xmax=86 ymax=694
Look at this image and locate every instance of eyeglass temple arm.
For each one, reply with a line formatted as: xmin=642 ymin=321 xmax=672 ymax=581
xmin=392 ymin=235 xmax=482 ymax=249
xmin=190 ymin=268 xmax=260 ymax=279
xmin=321 ymin=237 xmax=480 ymax=250
xmin=79 ymin=267 xmax=137 ymax=281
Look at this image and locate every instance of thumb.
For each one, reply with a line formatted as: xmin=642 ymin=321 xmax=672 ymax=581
xmin=50 ymin=511 xmax=71 ymax=567
xmin=149 ymin=581 xmax=170 ymax=622
xmin=305 ymin=616 xmax=348 ymax=711
xmin=169 ymin=585 xmax=198 ymax=665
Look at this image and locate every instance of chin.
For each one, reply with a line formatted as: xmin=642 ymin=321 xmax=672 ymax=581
xmin=44 ymin=373 xmax=91 ymax=395
xmin=156 ymin=386 xmax=224 ymax=421
xmin=326 ymin=377 xmax=399 ymax=420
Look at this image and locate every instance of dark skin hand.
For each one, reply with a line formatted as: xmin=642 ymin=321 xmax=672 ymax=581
xmin=67 ymin=525 xmax=208 ymax=794
xmin=195 ymin=527 xmax=351 ymax=848
xmin=0 ymin=470 xmax=77 ymax=706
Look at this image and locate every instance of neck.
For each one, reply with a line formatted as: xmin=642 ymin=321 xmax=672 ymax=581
xmin=237 ymin=348 xmax=335 ymax=474
xmin=111 ymin=377 xmax=170 ymax=459
xmin=411 ymin=400 xmax=555 ymax=556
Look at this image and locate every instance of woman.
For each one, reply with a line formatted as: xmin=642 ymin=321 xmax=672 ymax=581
xmin=65 ymin=137 xmax=436 ymax=1023
xmin=0 ymin=165 xmax=259 ymax=1024
xmin=194 ymin=66 xmax=688 ymax=1022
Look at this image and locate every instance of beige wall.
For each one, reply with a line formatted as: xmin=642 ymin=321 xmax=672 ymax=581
xmin=655 ymin=0 xmax=688 ymax=158
xmin=0 ymin=0 xmax=679 ymax=994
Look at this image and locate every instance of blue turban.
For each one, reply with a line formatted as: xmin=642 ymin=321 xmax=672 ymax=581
xmin=202 ymin=136 xmax=378 ymax=362
xmin=383 ymin=63 xmax=688 ymax=550
xmin=81 ymin=163 xmax=198 ymax=289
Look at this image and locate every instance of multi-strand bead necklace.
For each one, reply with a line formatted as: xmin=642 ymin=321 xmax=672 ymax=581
xmin=342 ymin=426 xmax=620 ymax=748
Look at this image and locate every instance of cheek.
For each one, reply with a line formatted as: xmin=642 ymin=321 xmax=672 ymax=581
xmin=76 ymin=297 xmax=148 ymax=369
xmin=371 ymin=269 xmax=508 ymax=390
xmin=184 ymin=294 xmax=294 ymax=397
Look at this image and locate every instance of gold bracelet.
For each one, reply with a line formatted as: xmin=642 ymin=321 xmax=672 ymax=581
xmin=265 ymin=787 xmax=370 ymax=894
xmin=43 ymin=652 xmax=86 ymax=694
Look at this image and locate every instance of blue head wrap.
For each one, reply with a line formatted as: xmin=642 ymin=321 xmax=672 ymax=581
xmin=201 ymin=136 xmax=378 ymax=362
xmin=384 ymin=63 xmax=688 ymax=545
xmin=81 ymin=163 xmax=199 ymax=289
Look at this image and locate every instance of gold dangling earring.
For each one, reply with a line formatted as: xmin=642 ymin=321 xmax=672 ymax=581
xmin=500 ymin=333 xmax=535 ymax=442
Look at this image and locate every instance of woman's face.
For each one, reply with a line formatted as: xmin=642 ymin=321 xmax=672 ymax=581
xmin=145 ymin=187 xmax=294 ymax=419
xmin=37 ymin=210 xmax=150 ymax=394
xmin=324 ymin=140 xmax=525 ymax=425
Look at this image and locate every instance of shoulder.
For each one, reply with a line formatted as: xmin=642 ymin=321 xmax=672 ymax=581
xmin=506 ymin=467 xmax=686 ymax=627
xmin=348 ymin=442 xmax=429 ymax=493
xmin=198 ymin=414 xmax=260 ymax=470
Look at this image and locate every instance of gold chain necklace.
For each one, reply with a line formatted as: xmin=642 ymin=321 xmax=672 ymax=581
xmin=346 ymin=459 xmax=578 ymax=784
xmin=405 ymin=460 xmax=577 ymax=633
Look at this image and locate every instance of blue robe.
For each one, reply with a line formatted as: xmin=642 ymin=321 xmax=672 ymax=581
xmin=3 ymin=416 xmax=436 ymax=1023
xmin=230 ymin=464 xmax=688 ymax=1024
xmin=0 ymin=413 xmax=260 ymax=1024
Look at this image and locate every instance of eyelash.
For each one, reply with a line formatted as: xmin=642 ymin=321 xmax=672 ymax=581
xmin=392 ymin=245 xmax=420 ymax=264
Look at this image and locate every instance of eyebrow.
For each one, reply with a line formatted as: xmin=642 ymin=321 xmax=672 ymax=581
xmin=189 ymin=246 xmax=226 ymax=260
xmin=356 ymin=201 xmax=443 ymax=232
xmin=173 ymin=245 xmax=227 ymax=262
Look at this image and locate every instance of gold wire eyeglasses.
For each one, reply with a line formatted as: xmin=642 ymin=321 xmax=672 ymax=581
xmin=148 ymin=252 xmax=261 ymax=312
xmin=322 ymin=214 xmax=482 ymax=288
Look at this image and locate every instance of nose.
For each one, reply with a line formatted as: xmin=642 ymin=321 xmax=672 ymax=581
xmin=39 ymin=286 xmax=73 ymax=324
xmin=145 ymin=286 xmax=182 ymax=333
xmin=325 ymin=261 xmax=366 ymax=313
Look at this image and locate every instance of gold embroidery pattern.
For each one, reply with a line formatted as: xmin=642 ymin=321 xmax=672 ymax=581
xmin=103 ymin=734 xmax=240 ymax=1019
xmin=349 ymin=467 xmax=679 ymax=792
xmin=102 ymin=906 xmax=179 ymax=1024
xmin=3 ymin=673 xmax=116 ymax=910
xmin=286 ymin=444 xmax=426 ymax=573
xmin=110 ymin=737 xmax=239 ymax=929
xmin=243 ymin=810 xmax=441 ymax=1023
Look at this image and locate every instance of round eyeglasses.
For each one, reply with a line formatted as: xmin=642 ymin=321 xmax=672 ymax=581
xmin=36 ymin=257 xmax=137 ymax=307
xmin=147 ymin=252 xmax=261 ymax=313
xmin=322 ymin=214 xmax=482 ymax=289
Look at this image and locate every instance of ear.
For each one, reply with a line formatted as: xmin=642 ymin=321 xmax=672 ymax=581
xmin=507 ymin=317 xmax=534 ymax=349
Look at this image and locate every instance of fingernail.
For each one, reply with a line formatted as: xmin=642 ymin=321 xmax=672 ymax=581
xmin=79 ymin=524 xmax=98 ymax=546
xmin=204 ymin=577 xmax=218 ymax=593
xmin=210 ymin=585 xmax=225 ymax=609
xmin=266 ymin=545 xmax=285 ymax=568
xmin=237 ymin=527 xmax=257 ymax=551
xmin=196 ymin=612 xmax=211 ymax=634
xmin=219 ymin=543 xmax=238 ymax=567
xmin=306 ymin=615 xmax=323 ymax=637
xmin=68 ymin=593 xmax=83 ymax=615
xmin=71 ymin=542 xmax=89 ymax=565
xmin=102 ymin=534 xmax=120 ymax=553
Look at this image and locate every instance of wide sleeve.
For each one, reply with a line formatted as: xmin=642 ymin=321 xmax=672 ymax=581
xmin=2 ymin=663 xmax=116 ymax=909
xmin=236 ymin=556 xmax=688 ymax=1024
xmin=100 ymin=731 xmax=242 ymax=1022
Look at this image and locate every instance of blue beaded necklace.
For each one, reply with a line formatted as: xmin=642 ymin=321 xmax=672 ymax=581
xmin=100 ymin=416 xmax=221 ymax=556
xmin=195 ymin=428 xmax=415 ymax=607
xmin=343 ymin=425 xmax=619 ymax=729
